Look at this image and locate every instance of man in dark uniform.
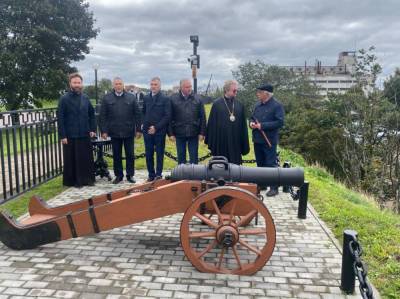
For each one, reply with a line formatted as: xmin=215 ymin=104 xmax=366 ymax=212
xmin=100 ymin=77 xmax=141 ymax=184
xmin=57 ymin=73 xmax=96 ymax=187
xmin=169 ymin=79 xmax=206 ymax=164
xmin=205 ymin=80 xmax=249 ymax=164
xmin=250 ymin=83 xmax=284 ymax=196
xmin=142 ymin=77 xmax=171 ymax=181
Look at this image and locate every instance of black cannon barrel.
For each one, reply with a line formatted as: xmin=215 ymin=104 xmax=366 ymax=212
xmin=171 ymin=157 xmax=304 ymax=187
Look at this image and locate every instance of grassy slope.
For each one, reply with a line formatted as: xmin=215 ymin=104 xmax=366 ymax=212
xmin=279 ymin=148 xmax=400 ymax=299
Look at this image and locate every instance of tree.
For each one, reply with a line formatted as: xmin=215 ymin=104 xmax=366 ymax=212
xmin=324 ymin=48 xmax=400 ymax=212
xmin=0 ymin=0 xmax=98 ymax=111
xmin=232 ymin=60 xmax=321 ymax=116
xmin=384 ymin=68 xmax=400 ymax=108
xmin=98 ymin=78 xmax=112 ymax=96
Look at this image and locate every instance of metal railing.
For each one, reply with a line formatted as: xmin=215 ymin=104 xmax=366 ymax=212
xmin=0 ymin=108 xmax=62 ymax=202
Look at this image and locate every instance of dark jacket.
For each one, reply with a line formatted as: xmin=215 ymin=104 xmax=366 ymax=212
xmin=169 ymin=92 xmax=206 ymax=137
xmin=100 ymin=91 xmax=141 ymax=138
xmin=57 ymin=91 xmax=96 ymax=139
xmin=142 ymin=92 xmax=171 ymax=135
xmin=250 ymin=97 xmax=284 ymax=144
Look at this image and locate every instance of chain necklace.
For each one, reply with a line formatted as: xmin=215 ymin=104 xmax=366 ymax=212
xmin=223 ymin=97 xmax=236 ymax=122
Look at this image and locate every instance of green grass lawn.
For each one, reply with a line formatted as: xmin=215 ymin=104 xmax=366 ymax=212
xmin=0 ymin=176 xmax=66 ymax=218
xmin=0 ymin=126 xmax=58 ymax=156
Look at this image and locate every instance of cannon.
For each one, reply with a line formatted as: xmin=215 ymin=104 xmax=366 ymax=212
xmin=0 ymin=157 xmax=305 ymax=275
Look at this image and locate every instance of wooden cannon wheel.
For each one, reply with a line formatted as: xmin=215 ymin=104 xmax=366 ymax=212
xmin=180 ymin=186 xmax=276 ymax=275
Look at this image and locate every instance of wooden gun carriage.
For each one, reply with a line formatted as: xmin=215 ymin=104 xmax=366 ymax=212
xmin=0 ymin=157 xmax=305 ymax=275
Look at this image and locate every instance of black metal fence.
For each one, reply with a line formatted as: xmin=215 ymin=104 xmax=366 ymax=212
xmin=0 ymin=108 xmax=62 ymax=202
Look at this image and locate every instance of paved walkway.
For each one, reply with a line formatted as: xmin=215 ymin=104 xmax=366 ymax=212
xmin=0 ymin=171 xmax=365 ymax=298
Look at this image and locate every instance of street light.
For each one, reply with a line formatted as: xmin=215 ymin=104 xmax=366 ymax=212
xmin=93 ymin=63 xmax=99 ymax=105
xmin=189 ymin=35 xmax=200 ymax=94
xmin=93 ymin=64 xmax=100 ymax=133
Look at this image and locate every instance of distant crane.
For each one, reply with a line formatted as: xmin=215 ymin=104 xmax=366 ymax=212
xmin=205 ymin=74 xmax=213 ymax=96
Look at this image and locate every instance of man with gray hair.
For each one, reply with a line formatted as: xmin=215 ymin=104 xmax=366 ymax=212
xmin=142 ymin=77 xmax=171 ymax=181
xmin=100 ymin=77 xmax=141 ymax=184
xmin=250 ymin=83 xmax=284 ymax=197
xmin=169 ymin=79 xmax=206 ymax=164
xmin=205 ymin=80 xmax=249 ymax=164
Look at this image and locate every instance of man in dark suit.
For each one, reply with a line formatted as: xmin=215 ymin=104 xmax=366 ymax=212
xmin=250 ymin=83 xmax=284 ymax=196
xmin=57 ymin=73 xmax=96 ymax=187
xmin=142 ymin=77 xmax=171 ymax=181
xmin=169 ymin=79 xmax=206 ymax=164
xmin=100 ymin=77 xmax=141 ymax=184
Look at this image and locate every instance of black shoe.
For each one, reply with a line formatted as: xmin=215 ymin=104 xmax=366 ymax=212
xmin=147 ymin=177 xmax=155 ymax=182
xmin=113 ymin=177 xmax=123 ymax=184
xmin=154 ymin=176 xmax=162 ymax=180
xmin=126 ymin=176 xmax=136 ymax=184
xmin=266 ymin=189 xmax=279 ymax=197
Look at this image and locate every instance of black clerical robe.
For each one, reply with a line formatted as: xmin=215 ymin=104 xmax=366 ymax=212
xmin=205 ymin=97 xmax=250 ymax=164
xmin=57 ymin=91 xmax=96 ymax=187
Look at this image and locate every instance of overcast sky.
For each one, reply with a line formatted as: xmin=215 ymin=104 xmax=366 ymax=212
xmin=74 ymin=0 xmax=400 ymax=90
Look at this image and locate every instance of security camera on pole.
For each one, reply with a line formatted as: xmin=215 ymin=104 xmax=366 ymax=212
xmin=188 ymin=35 xmax=200 ymax=94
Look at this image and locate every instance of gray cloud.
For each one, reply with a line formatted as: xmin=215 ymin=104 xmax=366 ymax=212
xmin=73 ymin=0 xmax=400 ymax=89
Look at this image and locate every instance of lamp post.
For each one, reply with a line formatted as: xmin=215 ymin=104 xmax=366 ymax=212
xmin=93 ymin=63 xmax=99 ymax=105
xmin=189 ymin=35 xmax=200 ymax=94
xmin=93 ymin=64 xmax=100 ymax=133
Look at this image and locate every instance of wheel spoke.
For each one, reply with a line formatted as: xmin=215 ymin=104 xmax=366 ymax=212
xmin=239 ymin=239 xmax=261 ymax=256
xmin=189 ymin=231 xmax=215 ymax=239
xmin=229 ymin=200 xmax=237 ymax=224
xmin=232 ymin=245 xmax=242 ymax=269
xmin=197 ymin=240 xmax=217 ymax=258
xmin=237 ymin=209 xmax=258 ymax=227
xmin=217 ymin=247 xmax=225 ymax=269
xmin=211 ymin=199 xmax=223 ymax=224
xmin=239 ymin=228 xmax=266 ymax=235
xmin=194 ymin=212 xmax=219 ymax=228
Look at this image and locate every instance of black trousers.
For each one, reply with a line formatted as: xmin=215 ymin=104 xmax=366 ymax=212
xmin=111 ymin=136 xmax=134 ymax=178
xmin=254 ymin=142 xmax=278 ymax=191
xmin=143 ymin=132 xmax=166 ymax=179
xmin=63 ymin=137 xmax=95 ymax=187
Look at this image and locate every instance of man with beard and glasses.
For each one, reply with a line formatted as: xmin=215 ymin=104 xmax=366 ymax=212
xmin=57 ymin=73 xmax=96 ymax=187
xmin=205 ymin=80 xmax=249 ymax=164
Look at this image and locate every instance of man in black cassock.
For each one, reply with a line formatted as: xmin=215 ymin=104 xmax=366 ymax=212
xmin=57 ymin=73 xmax=96 ymax=187
xmin=205 ymin=80 xmax=250 ymax=164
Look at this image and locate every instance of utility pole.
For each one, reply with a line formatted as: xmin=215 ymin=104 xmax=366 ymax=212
xmin=189 ymin=35 xmax=200 ymax=94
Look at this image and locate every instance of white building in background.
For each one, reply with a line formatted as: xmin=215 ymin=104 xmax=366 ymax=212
xmin=282 ymin=51 xmax=359 ymax=96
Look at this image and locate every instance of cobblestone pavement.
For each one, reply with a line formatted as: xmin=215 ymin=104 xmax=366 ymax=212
xmin=0 ymin=171 xmax=365 ymax=298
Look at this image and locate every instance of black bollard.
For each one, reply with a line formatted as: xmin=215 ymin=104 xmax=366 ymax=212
xmin=297 ymin=181 xmax=309 ymax=219
xmin=340 ymin=230 xmax=358 ymax=294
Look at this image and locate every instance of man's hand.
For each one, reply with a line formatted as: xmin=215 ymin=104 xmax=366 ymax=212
xmin=148 ymin=126 xmax=156 ymax=135
xmin=199 ymin=134 xmax=204 ymax=142
xmin=101 ymin=133 xmax=108 ymax=140
xmin=169 ymin=135 xmax=176 ymax=142
xmin=89 ymin=131 xmax=96 ymax=138
xmin=250 ymin=122 xmax=261 ymax=130
xmin=61 ymin=138 xmax=68 ymax=145
xmin=135 ymin=132 xmax=142 ymax=139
